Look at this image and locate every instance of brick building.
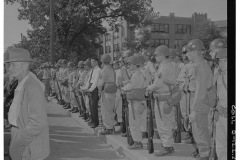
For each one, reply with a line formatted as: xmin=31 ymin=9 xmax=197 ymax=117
xmin=97 ymin=12 xmax=221 ymax=59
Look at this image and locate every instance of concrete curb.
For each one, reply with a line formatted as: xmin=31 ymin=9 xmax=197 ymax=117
xmin=55 ymin=102 xmax=196 ymax=160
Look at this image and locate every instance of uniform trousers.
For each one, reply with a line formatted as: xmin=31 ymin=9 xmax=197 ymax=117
xmin=215 ymin=115 xmax=227 ymax=160
xmin=128 ymin=100 xmax=146 ymax=142
xmin=101 ymin=92 xmax=116 ymax=129
xmin=191 ymin=111 xmax=211 ymax=157
xmin=90 ymin=88 xmax=99 ymax=126
xmin=115 ymin=90 xmax=123 ymax=122
xmin=78 ymin=91 xmax=86 ymax=112
xmin=154 ymin=100 xmax=175 ymax=147
xmin=70 ymin=89 xmax=78 ymax=107
xmin=64 ymin=86 xmax=70 ymax=103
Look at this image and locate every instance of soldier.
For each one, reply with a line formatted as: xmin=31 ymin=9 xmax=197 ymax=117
xmin=98 ymin=54 xmax=117 ymax=134
xmin=69 ymin=62 xmax=80 ymax=113
xmin=76 ymin=61 xmax=87 ymax=116
xmin=210 ymin=40 xmax=227 ymax=160
xmin=186 ymin=39 xmax=213 ymax=160
xmin=112 ymin=60 xmax=124 ymax=133
xmin=120 ymin=51 xmax=133 ymax=137
xmin=147 ymin=45 xmax=179 ymax=156
xmin=80 ymin=59 xmax=92 ymax=120
xmin=137 ymin=54 xmax=149 ymax=139
xmin=85 ymin=57 xmax=101 ymax=128
xmin=122 ymin=55 xmax=146 ymax=149
xmin=61 ymin=60 xmax=71 ymax=109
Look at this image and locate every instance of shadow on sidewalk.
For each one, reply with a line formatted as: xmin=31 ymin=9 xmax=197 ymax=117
xmin=46 ymin=125 xmax=121 ymax=160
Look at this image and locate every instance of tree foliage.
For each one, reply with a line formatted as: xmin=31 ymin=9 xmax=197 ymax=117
xmin=5 ymin=0 xmax=153 ymax=63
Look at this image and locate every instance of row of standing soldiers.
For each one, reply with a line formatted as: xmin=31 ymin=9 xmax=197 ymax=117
xmin=35 ymin=38 xmax=227 ymax=160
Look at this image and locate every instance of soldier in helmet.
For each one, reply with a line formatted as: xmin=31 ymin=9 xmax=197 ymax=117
xmin=177 ymin=45 xmax=199 ymax=156
xmin=122 ymin=55 xmax=146 ymax=149
xmin=97 ymin=54 xmax=117 ymax=134
xmin=146 ymin=45 xmax=179 ymax=156
xmin=112 ymin=60 xmax=124 ymax=133
xmin=61 ymin=59 xmax=71 ymax=108
xmin=75 ymin=61 xmax=87 ymax=116
xmin=210 ymin=39 xmax=227 ymax=160
xmin=63 ymin=62 xmax=74 ymax=110
xmin=80 ymin=59 xmax=93 ymax=121
xmin=186 ymin=39 xmax=213 ymax=160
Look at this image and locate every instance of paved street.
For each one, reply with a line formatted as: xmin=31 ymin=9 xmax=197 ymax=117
xmin=4 ymin=102 xmax=127 ymax=160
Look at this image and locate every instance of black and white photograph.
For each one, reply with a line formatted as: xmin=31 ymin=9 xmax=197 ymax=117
xmin=3 ymin=0 xmax=234 ymax=160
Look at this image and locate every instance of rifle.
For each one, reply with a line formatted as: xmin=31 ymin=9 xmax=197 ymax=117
xmin=209 ymin=107 xmax=217 ymax=160
xmin=121 ymin=92 xmax=127 ymax=134
xmin=70 ymin=83 xmax=82 ymax=111
xmin=146 ymin=93 xmax=154 ymax=154
xmin=174 ymin=103 xmax=183 ymax=143
xmin=122 ymin=92 xmax=134 ymax=145
xmin=56 ymin=78 xmax=64 ymax=104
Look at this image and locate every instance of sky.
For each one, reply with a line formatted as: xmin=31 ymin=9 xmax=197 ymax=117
xmin=4 ymin=0 xmax=227 ymax=50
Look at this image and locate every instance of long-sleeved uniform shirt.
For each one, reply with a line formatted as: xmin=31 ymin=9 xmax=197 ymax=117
xmin=216 ymin=71 xmax=227 ymax=109
xmin=147 ymin=59 xmax=178 ymax=95
xmin=122 ymin=69 xmax=145 ymax=92
xmin=98 ymin=65 xmax=115 ymax=91
xmin=192 ymin=59 xmax=213 ymax=113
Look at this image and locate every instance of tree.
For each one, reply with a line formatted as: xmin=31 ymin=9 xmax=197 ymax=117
xmin=5 ymin=0 xmax=153 ymax=62
xmin=126 ymin=20 xmax=152 ymax=52
xmin=192 ymin=21 xmax=224 ymax=50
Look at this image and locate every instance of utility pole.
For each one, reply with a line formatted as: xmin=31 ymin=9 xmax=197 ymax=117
xmin=21 ymin=33 xmax=23 ymax=46
xmin=50 ymin=0 xmax=54 ymax=65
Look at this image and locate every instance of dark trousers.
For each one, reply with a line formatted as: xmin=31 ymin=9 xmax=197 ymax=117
xmin=89 ymin=88 xmax=99 ymax=126
xmin=79 ymin=91 xmax=86 ymax=112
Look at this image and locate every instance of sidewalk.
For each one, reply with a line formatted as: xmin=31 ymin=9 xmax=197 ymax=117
xmin=51 ymin=99 xmax=196 ymax=160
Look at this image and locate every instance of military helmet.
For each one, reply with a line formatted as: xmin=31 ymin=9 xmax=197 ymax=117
xmin=215 ymin=48 xmax=227 ymax=59
xmin=186 ymin=39 xmax=205 ymax=51
xmin=62 ymin=59 xmax=67 ymax=65
xmin=101 ymin=53 xmax=112 ymax=63
xmin=154 ymin=45 xmax=170 ymax=56
xmin=209 ymin=39 xmax=227 ymax=51
xmin=84 ymin=59 xmax=91 ymax=67
xmin=136 ymin=55 xmax=146 ymax=65
xmin=182 ymin=45 xmax=188 ymax=53
xmin=67 ymin=62 xmax=74 ymax=68
xmin=123 ymin=50 xmax=133 ymax=57
xmin=78 ymin=61 xmax=84 ymax=68
xmin=127 ymin=55 xmax=141 ymax=66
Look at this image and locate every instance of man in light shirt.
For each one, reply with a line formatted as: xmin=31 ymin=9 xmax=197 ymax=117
xmin=85 ymin=57 xmax=101 ymax=128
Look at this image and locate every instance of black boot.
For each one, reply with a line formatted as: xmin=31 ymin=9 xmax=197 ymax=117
xmin=142 ymin=132 xmax=148 ymax=139
xmin=72 ymin=108 xmax=79 ymax=113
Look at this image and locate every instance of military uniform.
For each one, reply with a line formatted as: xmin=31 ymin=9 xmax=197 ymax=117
xmin=210 ymin=39 xmax=227 ymax=160
xmin=122 ymin=55 xmax=146 ymax=149
xmin=98 ymin=54 xmax=117 ymax=133
xmin=186 ymin=39 xmax=213 ymax=159
xmin=147 ymin=45 xmax=179 ymax=156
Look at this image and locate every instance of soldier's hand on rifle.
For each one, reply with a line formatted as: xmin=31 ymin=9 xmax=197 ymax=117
xmin=189 ymin=111 xmax=197 ymax=122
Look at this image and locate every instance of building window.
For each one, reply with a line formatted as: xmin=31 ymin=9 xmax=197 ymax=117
xmin=152 ymin=23 xmax=169 ymax=33
xmin=114 ymin=32 xmax=119 ymax=39
xmin=174 ymin=39 xmax=182 ymax=48
xmin=152 ymin=39 xmax=169 ymax=47
xmin=105 ymin=45 xmax=111 ymax=53
xmin=175 ymin=24 xmax=191 ymax=34
xmin=122 ymin=42 xmax=126 ymax=50
xmin=99 ymin=36 xmax=103 ymax=43
xmin=113 ymin=44 xmax=120 ymax=52
xmin=121 ymin=26 xmax=125 ymax=37
xmin=99 ymin=46 xmax=104 ymax=55
xmin=105 ymin=33 xmax=111 ymax=42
